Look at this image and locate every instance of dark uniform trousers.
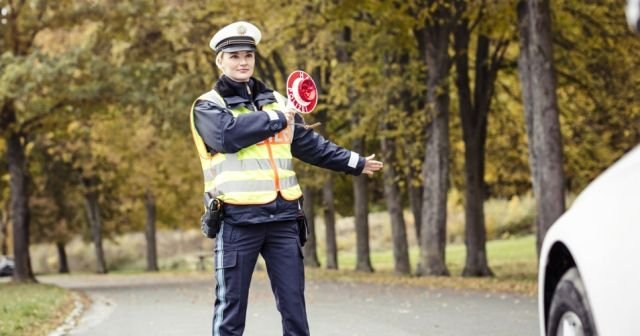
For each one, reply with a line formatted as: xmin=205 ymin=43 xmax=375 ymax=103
xmin=212 ymin=220 xmax=310 ymax=336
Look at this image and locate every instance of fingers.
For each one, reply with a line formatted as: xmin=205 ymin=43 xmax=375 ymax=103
xmin=367 ymin=160 xmax=383 ymax=169
xmin=362 ymin=154 xmax=383 ymax=177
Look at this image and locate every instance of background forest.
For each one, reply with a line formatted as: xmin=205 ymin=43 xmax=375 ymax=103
xmin=1 ymin=0 xmax=639 ymax=282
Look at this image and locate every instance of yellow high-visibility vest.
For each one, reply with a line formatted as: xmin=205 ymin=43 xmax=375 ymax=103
xmin=189 ymin=89 xmax=303 ymax=205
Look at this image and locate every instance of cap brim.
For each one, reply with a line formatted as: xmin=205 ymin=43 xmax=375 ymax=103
xmin=217 ymin=45 xmax=256 ymax=53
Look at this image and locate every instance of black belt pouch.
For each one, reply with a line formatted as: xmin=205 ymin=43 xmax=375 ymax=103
xmin=297 ymin=210 xmax=308 ymax=246
xmin=201 ymin=195 xmax=223 ymax=239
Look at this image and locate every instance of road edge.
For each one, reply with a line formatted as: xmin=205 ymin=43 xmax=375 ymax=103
xmin=48 ymin=291 xmax=89 ymax=336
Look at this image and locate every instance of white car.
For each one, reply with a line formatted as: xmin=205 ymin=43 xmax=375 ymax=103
xmin=0 ymin=255 xmax=14 ymax=277
xmin=538 ymin=145 xmax=640 ymax=335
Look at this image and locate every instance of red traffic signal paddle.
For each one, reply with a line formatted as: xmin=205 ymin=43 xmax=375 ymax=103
xmin=286 ymin=70 xmax=318 ymax=114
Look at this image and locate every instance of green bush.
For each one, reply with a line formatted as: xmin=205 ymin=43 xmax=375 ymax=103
xmin=484 ymin=194 xmax=536 ymax=239
xmin=443 ymin=190 xmax=536 ymax=243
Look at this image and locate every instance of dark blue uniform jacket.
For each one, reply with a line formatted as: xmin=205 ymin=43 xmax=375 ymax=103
xmin=194 ymin=75 xmax=365 ymax=225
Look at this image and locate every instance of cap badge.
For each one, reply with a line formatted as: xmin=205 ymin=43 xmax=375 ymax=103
xmin=237 ymin=25 xmax=247 ymax=35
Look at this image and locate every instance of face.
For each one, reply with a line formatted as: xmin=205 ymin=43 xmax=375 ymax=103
xmin=219 ymin=51 xmax=255 ymax=82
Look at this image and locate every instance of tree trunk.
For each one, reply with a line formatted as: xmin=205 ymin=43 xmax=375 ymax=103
xmin=398 ymin=49 xmax=424 ymax=256
xmin=322 ymin=176 xmax=338 ymax=270
xmin=406 ymin=169 xmax=423 ymax=244
xmin=83 ymin=185 xmax=107 ymax=274
xmin=145 ymin=190 xmax=159 ymax=272
xmin=404 ymin=25 xmax=430 ymax=275
xmin=352 ymin=137 xmax=373 ymax=273
xmin=381 ymin=138 xmax=411 ymax=275
xmin=337 ymin=25 xmax=373 ymax=273
xmin=517 ymin=1 xmax=540 ymax=236
xmin=417 ymin=2 xmax=452 ymax=276
xmin=311 ymin=61 xmax=337 ymax=270
xmin=302 ymin=187 xmax=320 ymax=267
xmin=6 ymin=127 xmax=36 ymax=282
xmin=453 ymin=7 xmax=494 ymax=277
xmin=520 ymin=0 xmax=566 ymax=254
xmin=56 ymin=242 xmax=70 ymax=274
xmin=406 ymin=163 xmax=425 ymax=275
xmin=379 ymin=50 xmax=411 ymax=275
xmin=0 ymin=200 xmax=9 ymax=255
xmin=461 ymin=139 xmax=493 ymax=276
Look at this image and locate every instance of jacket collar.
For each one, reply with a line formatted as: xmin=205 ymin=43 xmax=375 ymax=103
xmin=214 ymin=75 xmax=276 ymax=110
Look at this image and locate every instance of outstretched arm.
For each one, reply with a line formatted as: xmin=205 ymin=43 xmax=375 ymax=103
xmin=291 ymin=113 xmax=383 ymax=176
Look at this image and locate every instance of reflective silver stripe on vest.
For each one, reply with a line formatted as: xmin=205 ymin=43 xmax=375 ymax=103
xmin=215 ymin=175 xmax=299 ymax=193
xmin=199 ymin=90 xmax=225 ymax=107
xmin=203 ymin=158 xmax=294 ymax=182
xmin=216 ymin=158 xmax=293 ymax=172
xmin=279 ymin=175 xmax=299 ymax=189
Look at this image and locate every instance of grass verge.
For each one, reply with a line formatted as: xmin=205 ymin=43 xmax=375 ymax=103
xmin=0 ymin=282 xmax=75 ymax=336
xmin=308 ymin=235 xmax=538 ymax=296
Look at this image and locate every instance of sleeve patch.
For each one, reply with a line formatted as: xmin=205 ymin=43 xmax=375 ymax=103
xmin=266 ymin=110 xmax=279 ymax=121
xmin=348 ymin=152 xmax=359 ymax=169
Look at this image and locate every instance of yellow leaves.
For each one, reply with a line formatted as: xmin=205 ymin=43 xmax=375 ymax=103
xmin=110 ymin=40 xmax=132 ymax=66
xmin=34 ymin=22 xmax=100 ymax=56
xmin=24 ymin=142 xmax=35 ymax=156
xmin=61 ymin=152 xmax=73 ymax=164
xmin=550 ymin=0 xmax=640 ymax=189
xmin=1 ymin=0 xmax=636 ymax=237
xmin=67 ymin=121 xmax=81 ymax=133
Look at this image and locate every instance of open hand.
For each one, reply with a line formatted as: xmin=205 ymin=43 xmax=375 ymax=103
xmin=362 ymin=154 xmax=383 ymax=177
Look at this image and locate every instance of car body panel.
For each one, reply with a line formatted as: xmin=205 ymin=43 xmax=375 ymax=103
xmin=539 ymin=145 xmax=640 ymax=335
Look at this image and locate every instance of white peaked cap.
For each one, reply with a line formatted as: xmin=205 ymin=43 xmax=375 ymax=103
xmin=209 ymin=21 xmax=262 ymax=53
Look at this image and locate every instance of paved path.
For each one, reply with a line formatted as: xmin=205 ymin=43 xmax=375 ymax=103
xmin=42 ymin=272 xmax=539 ymax=336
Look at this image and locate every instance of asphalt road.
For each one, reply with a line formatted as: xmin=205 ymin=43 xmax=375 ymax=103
xmin=42 ymin=272 xmax=539 ymax=336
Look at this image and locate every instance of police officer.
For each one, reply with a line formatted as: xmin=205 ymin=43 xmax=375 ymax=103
xmin=190 ymin=21 xmax=383 ymax=336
